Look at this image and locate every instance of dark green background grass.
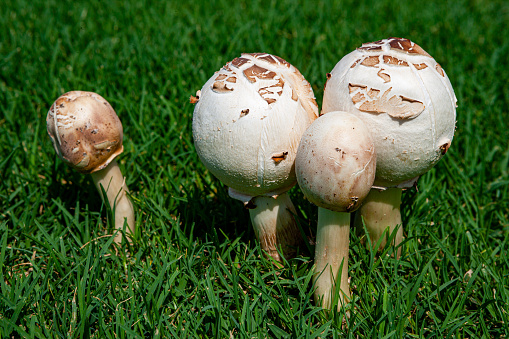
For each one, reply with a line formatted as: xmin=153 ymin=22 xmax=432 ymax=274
xmin=1 ymin=0 xmax=508 ymax=337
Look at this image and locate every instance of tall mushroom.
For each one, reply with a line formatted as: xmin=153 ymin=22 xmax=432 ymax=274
xmin=322 ymin=38 xmax=457 ymax=253
xmin=192 ymin=53 xmax=319 ymax=262
xmin=47 ymin=91 xmax=135 ymax=244
xmin=295 ymin=111 xmax=376 ymax=310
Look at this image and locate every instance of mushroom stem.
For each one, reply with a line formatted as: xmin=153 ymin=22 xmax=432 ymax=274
xmin=90 ymin=159 xmax=135 ymax=244
xmin=355 ymin=188 xmax=403 ymax=256
xmin=314 ymin=207 xmax=350 ymax=310
xmin=249 ymin=192 xmax=302 ymax=262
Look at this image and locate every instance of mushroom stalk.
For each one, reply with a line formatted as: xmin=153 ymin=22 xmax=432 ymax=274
xmin=249 ymin=192 xmax=301 ymax=261
xmin=314 ymin=207 xmax=350 ymax=310
xmin=355 ymin=188 xmax=402 ymax=256
xmin=90 ymin=159 xmax=135 ymax=243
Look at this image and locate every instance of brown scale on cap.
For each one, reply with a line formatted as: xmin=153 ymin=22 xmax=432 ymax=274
xmin=350 ymin=59 xmax=361 ymax=68
xmin=238 ymin=63 xmax=285 ymax=105
xmin=239 ymin=109 xmax=250 ymax=118
xmin=440 ymin=141 xmax=451 ymax=155
xmin=214 ymin=53 xmax=318 ymax=116
xmin=435 ymin=63 xmax=445 ymax=77
xmin=190 ymin=90 xmax=201 ymax=104
xmin=349 ymin=84 xmax=367 ymax=105
xmin=345 ymin=38 xmax=451 ymax=121
xmin=222 ymin=64 xmax=232 ymax=72
xmin=367 ymin=88 xmax=381 ymax=99
xmin=258 ymin=78 xmax=285 ymax=104
xmin=243 ymin=65 xmax=278 ymax=83
xmin=271 ymin=151 xmax=288 ymax=163
xmin=413 ymin=63 xmax=428 ymax=70
xmin=212 ymin=81 xmax=234 ymax=93
xmin=388 ymin=38 xmax=431 ymax=57
xmin=357 ymin=38 xmax=432 ymax=59
xmin=324 ymin=73 xmax=332 ymax=91
xmin=247 ymin=53 xmax=318 ymax=116
xmin=351 ymin=92 xmax=365 ymax=104
xmin=357 ymin=39 xmax=384 ymax=52
xmin=291 ymin=89 xmax=299 ymax=101
xmin=354 ymin=55 xmax=410 ymax=69
xmin=361 ymin=56 xmax=380 ymax=67
xmin=247 ymin=53 xmax=291 ymax=68
xmin=46 ymin=91 xmax=124 ymax=174
xmin=348 ymin=84 xmax=425 ymax=119
xmin=377 ymin=69 xmax=391 ymax=83
xmin=383 ymin=55 xmax=409 ymax=67
xmin=231 ymin=57 xmax=250 ymax=68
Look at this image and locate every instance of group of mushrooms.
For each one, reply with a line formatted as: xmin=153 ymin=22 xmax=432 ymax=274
xmin=46 ymin=37 xmax=457 ymax=311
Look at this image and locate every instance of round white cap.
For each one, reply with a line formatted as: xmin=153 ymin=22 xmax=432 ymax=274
xmin=193 ymin=53 xmax=318 ymax=198
xmin=296 ymin=111 xmax=376 ymax=212
xmin=322 ymin=38 xmax=457 ymax=187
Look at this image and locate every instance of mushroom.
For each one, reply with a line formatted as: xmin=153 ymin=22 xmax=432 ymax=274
xmin=295 ymin=111 xmax=376 ymax=310
xmin=47 ymin=91 xmax=135 ymax=244
xmin=322 ymin=38 xmax=457 ymax=254
xmin=192 ymin=53 xmax=319 ymax=262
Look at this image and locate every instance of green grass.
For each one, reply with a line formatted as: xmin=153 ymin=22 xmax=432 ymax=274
xmin=1 ymin=0 xmax=508 ymax=337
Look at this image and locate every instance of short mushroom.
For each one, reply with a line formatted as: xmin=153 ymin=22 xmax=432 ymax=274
xmin=192 ymin=53 xmax=319 ymax=262
xmin=322 ymin=38 xmax=457 ymax=254
xmin=47 ymin=91 xmax=135 ymax=244
xmin=295 ymin=111 xmax=376 ymax=310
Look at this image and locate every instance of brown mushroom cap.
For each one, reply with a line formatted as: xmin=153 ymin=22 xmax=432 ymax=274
xmin=46 ymin=91 xmax=124 ymax=173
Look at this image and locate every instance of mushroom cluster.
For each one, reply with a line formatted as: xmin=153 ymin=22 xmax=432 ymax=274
xmin=47 ymin=91 xmax=135 ymax=244
xmin=322 ymin=37 xmax=457 ymax=253
xmin=44 ymin=37 xmax=456 ymax=317
xmin=296 ymin=111 xmax=376 ymax=310
xmin=192 ymin=53 xmax=318 ymax=261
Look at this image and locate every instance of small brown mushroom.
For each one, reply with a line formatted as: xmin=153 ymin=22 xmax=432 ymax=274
xmin=47 ymin=91 xmax=135 ymax=244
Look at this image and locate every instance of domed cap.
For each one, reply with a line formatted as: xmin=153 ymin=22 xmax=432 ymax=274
xmin=296 ymin=111 xmax=376 ymax=212
xmin=192 ymin=53 xmax=318 ymax=198
xmin=322 ymin=37 xmax=457 ymax=187
xmin=47 ymin=91 xmax=124 ymax=173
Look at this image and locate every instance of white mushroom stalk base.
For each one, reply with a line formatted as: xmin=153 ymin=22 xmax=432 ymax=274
xmin=314 ymin=207 xmax=350 ymax=311
xmin=355 ymin=188 xmax=403 ymax=256
xmin=90 ymin=159 xmax=135 ymax=244
xmin=249 ymin=192 xmax=302 ymax=262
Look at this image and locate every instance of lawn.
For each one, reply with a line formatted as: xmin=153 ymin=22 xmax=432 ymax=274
xmin=1 ymin=0 xmax=508 ymax=337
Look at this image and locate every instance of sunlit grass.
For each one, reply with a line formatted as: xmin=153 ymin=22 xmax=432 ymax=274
xmin=1 ymin=0 xmax=508 ymax=337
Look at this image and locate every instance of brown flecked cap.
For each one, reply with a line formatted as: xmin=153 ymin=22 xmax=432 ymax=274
xmin=47 ymin=91 xmax=124 ymax=173
xmin=322 ymin=38 xmax=457 ymax=188
xmin=192 ymin=53 xmax=318 ymax=198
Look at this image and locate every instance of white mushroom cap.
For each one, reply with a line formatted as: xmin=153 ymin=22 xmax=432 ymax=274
xmin=296 ymin=111 xmax=376 ymax=212
xmin=322 ymin=38 xmax=457 ymax=187
xmin=193 ymin=53 xmax=319 ymax=198
xmin=47 ymin=91 xmax=124 ymax=173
